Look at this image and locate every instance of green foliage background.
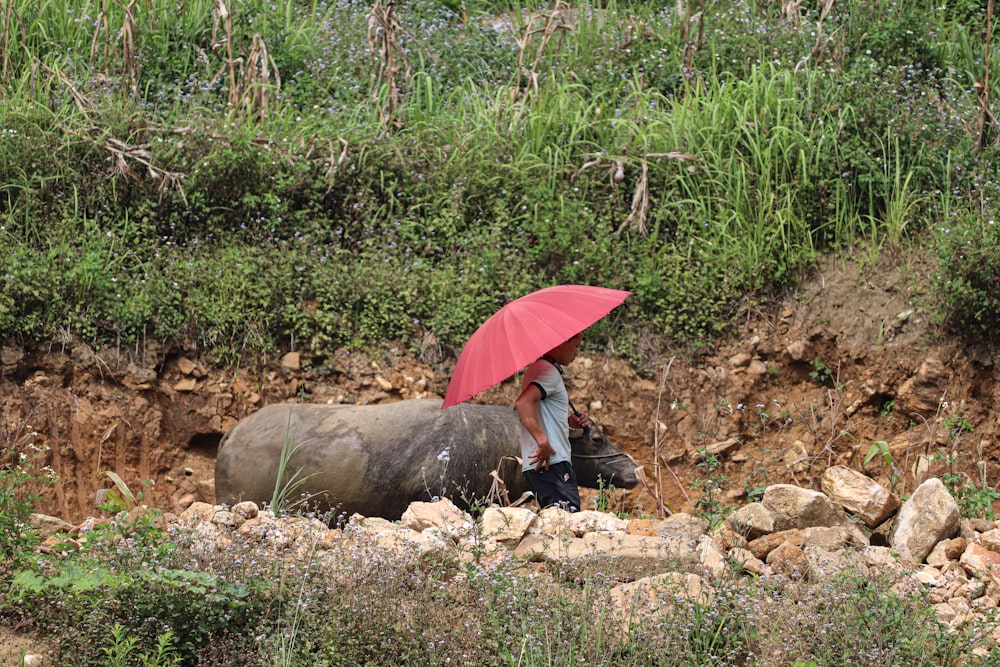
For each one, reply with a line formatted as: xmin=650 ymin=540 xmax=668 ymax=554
xmin=2 ymin=0 xmax=1000 ymax=366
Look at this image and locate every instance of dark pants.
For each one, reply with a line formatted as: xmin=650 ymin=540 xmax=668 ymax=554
xmin=523 ymin=461 xmax=581 ymax=512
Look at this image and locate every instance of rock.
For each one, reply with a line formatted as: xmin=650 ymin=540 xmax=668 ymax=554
xmin=173 ymin=377 xmax=198 ymax=392
xmin=696 ymin=534 xmax=727 ymax=578
xmin=960 ymin=543 xmax=1000 ymax=578
xmin=748 ymin=530 xmax=802 ymax=560
xmin=729 ymin=352 xmax=752 ymax=368
xmin=728 ymin=547 xmax=769 ymax=576
xmin=176 ymin=493 xmax=197 ymax=510
xmin=177 ymin=357 xmax=199 ymax=376
xmin=29 ymin=513 xmax=76 ymax=536
xmin=608 ymin=572 xmax=713 ymax=641
xmin=889 ymin=477 xmax=960 ymax=563
xmin=785 ymin=339 xmax=809 ymax=361
xmin=697 ymin=436 xmax=741 ymax=459
xmin=400 ymin=498 xmax=474 ymax=542
xmin=231 ymin=500 xmax=260 ymax=521
xmin=725 ymin=502 xmax=775 ymax=540
xmin=762 ymin=484 xmax=846 ymax=531
xmin=895 ymin=355 xmax=949 ymax=419
xmin=819 ymin=465 xmax=900 ymax=528
xmin=979 ymin=528 xmax=1000 ymax=552
xmin=927 ymin=537 xmax=967 ymax=566
xmin=280 ymin=352 xmax=301 ymax=371
xmin=196 ymin=478 xmax=216 ymax=504
xmin=766 ymin=541 xmax=808 ymax=579
xmin=1 ymin=344 xmax=25 ymax=366
xmin=480 ymin=506 xmax=536 ymax=544
xmin=800 ymin=524 xmax=870 ymax=551
xmin=566 ymin=510 xmax=628 ymax=536
xmin=211 ymin=510 xmax=243 ymax=529
xmin=805 ymin=545 xmax=868 ymax=581
xmin=179 ymin=502 xmax=214 ymax=525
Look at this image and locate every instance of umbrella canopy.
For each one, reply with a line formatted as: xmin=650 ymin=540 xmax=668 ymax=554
xmin=442 ymin=285 xmax=631 ymax=408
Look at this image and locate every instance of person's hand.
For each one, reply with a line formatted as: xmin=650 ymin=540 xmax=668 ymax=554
xmin=529 ymin=440 xmax=555 ymax=471
xmin=568 ymin=412 xmax=590 ymax=430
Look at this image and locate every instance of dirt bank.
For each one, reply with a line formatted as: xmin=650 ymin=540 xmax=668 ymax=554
xmin=3 ymin=253 xmax=999 ymax=525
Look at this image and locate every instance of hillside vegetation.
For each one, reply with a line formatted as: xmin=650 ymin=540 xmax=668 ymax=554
xmin=2 ymin=0 xmax=1000 ymax=367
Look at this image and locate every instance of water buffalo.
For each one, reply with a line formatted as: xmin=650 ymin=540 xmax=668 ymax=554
xmin=215 ymin=398 xmax=639 ymax=520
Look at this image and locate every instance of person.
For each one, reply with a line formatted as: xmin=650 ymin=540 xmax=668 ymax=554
xmin=514 ymin=331 xmax=590 ymax=512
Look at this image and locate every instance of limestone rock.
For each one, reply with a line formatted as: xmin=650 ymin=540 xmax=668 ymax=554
xmin=725 ymin=502 xmax=775 ymax=540
xmin=608 ymin=572 xmax=713 ymax=641
xmin=895 ymin=355 xmax=949 ymax=419
xmin=567 ymin=510 xmax=628 ymax=536
xmin=960 ymin=543 xmax=1000 ymax=579
xmin=889 ymin=477 xmax=960 ymax=563
xmin=762 ymin=484 xmax=846 ymax=531
xmin=400 ymin=498 xmax=474 ymax=542
xmin=819 ymin=465 xmax=900 ymax=528
xmin=480 ymin=506 xmax=536 ymax=544
xmin=766 ymin=541 xmax=808 ymax=579
xmin=29 ymin=513 xmax=76 ymax=536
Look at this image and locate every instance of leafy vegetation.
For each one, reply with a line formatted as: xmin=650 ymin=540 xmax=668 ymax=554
xmin=2 ymin=0 xmax=999 ymax=367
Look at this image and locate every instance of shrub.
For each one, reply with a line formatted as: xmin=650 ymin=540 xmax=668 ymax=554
xmin=933 ymin=213 xmax=1000 ymax=344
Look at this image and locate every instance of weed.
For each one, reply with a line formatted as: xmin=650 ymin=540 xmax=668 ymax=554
xmin=0 ymin=416 xmax=56 ymax=580
xmin=691 ymin=448 xmax=728 ymax=528
xmin=268 ymin=412 xmax=319 ymax=513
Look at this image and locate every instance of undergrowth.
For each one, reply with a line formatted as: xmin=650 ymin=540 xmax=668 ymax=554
xmin=1 ymin=0 xmax=999 ymax=368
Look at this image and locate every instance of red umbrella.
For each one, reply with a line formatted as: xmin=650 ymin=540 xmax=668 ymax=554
xmin=441 ymin=285 xmax=632 ymax=408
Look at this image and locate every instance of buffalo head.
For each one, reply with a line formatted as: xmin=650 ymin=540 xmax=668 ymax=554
xmin=569 ymin=423 xmax=639 ymax=490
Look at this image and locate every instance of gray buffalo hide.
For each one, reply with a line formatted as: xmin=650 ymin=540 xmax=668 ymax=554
xmin=215 ymin=398 xmax=637 ymax=520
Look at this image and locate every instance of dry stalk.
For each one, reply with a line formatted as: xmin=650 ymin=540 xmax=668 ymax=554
xmin=120 ymin=0 xmax=138 ymax=96
xmin=88 ymin=0 xmax=110 ymax=76
xmin=577 ymin=152 xmax=696 ymax=237
xmin=304 ymin=136 xmax=351 ymax=194
xmin=211 ymin=0 xmax=238 ymax=110
xmin=794 ymin=0 xmax=836 ymax=74
xmin=0 ymin=0 xmax=12 ymax=85
xmin=511 ymin=0 xmax=574 ymax=104
xmin=643 ymin=357 xmax=682 ymax=518
xmin=39 ymin=60 xmax=95 ymax=119
xmin=615 ymin=161 xmax=650 ymax=236
xmin=236 ymin=33 xmax=280 ymax=121
xmin=103 ymin=137 xmax=188 ymax=203
xmin=679 ymin=7 xmax=704 ymax=88
xmin=977 ymin=0 xmax=996 ymax=149
xmin=367 ymin=0 xmax=411 ymax=129
xmin=781 ymin=0 xmax=805 ymax=23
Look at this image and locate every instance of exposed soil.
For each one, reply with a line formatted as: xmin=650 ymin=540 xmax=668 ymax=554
xmin=3 ymin=251 xmax=1000 ymax=663
xmin=5 ymin=252 xmax=1000 ymax=522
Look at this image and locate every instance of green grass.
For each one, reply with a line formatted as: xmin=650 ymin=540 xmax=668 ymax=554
xmin=1 ymin=0 xmax=999 ymax=367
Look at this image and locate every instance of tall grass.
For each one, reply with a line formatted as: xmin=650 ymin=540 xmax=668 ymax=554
xmin=1 ymin=0 xmax=998 ymax=362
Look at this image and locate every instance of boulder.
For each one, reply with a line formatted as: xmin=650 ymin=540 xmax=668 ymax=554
xmin=762 ymin=484 xmax=846 ymax=531
xmin=889 ymin=477 xmax=960 ymax=563
xmin=819 ymin=465 xmax=900 ymax=528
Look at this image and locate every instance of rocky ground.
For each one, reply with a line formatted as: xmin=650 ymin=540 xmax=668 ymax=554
xmin=3 ymin=250 xmax=1000 ymax=661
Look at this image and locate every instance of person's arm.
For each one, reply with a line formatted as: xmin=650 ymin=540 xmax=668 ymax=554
xmin=515 ymin=383 xmax=554 ymax=471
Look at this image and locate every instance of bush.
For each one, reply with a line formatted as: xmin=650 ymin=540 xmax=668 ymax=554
xmin=933 ymin=213 xmax=1000 ymax=344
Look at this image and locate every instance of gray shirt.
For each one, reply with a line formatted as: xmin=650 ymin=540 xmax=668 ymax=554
xmin=519 ymin=358 xmax=571 ymax=471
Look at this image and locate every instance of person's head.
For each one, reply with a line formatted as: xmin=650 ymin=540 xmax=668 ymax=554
xmin=547 ymin=332 xmax=584 ymax=365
